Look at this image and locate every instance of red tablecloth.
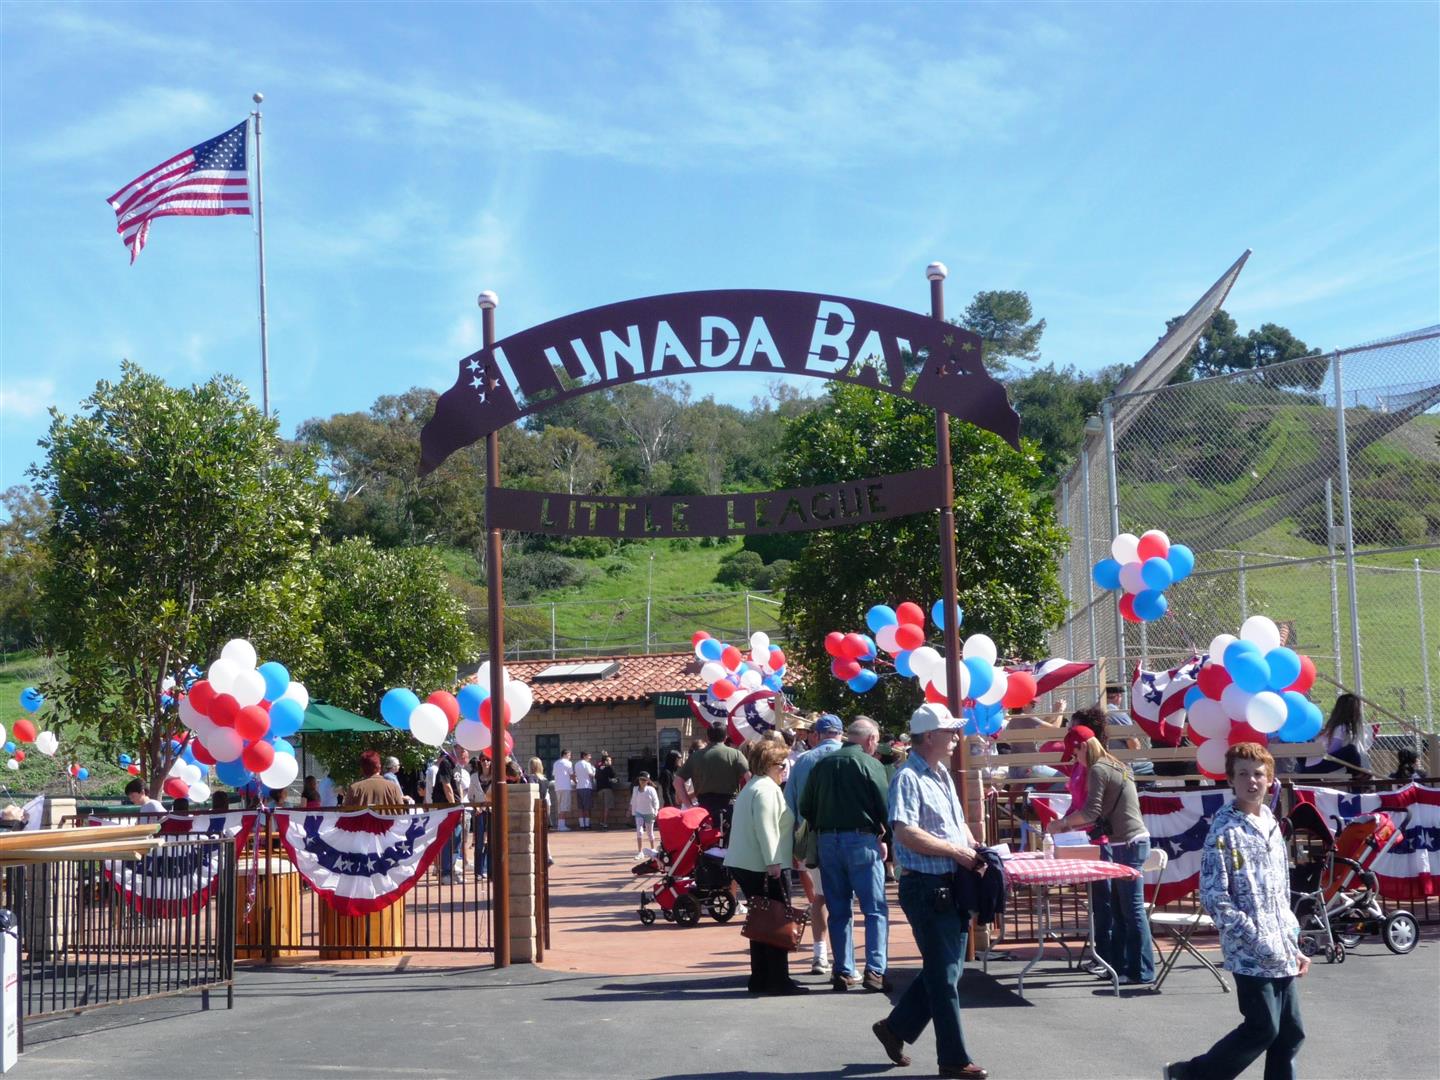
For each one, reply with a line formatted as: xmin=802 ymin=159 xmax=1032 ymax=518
xmin=1001 ymin=853 xmax=1141 ymax=887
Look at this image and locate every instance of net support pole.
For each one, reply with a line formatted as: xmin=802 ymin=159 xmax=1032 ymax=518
xmin=1332 ymin=351 xmax=1365 ymax=696
xmin=1102 ymin=400 xmax=1125 ymax=693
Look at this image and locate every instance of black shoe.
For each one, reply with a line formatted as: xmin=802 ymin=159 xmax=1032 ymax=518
xmin=831 ymin=972 xmax=859 ymax=991
xmin=863 ymin=969 xmax=894 ymax=993
xmin=938 ymin=1065 xmax=987 ymax=1079
xmin=872 ymin=1020 xmax=911 ymax=1067
xmin=763 ymin=981 xmax=810 ymax=996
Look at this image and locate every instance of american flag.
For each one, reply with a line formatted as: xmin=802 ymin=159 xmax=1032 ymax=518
xmin=107 ymin=121 xmax=251 ymax=263
xmin=1130 ymin=657 xmax=1202 ymax=747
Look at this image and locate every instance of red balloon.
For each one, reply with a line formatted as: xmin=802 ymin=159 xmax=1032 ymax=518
xmin=479 ymin=697 xmax=512 ymax=727
xmin=188 ymin=679 xmax=216 ymax=715
xmin=896 ymin=601 xmax=926 ymax=626
xmin=12 ymin=719 xmax=36 ymax=744
xmin=711 ymin=679 xmax=737 ymax=700
xmin=1118 ymin=594 xmax=1142 ymax=623
xmin=1002 ymin=670 xmax=1038 ymax=709
xmin=841 ymin=633 xmax=870 ymax=660
xmin=427 ymin=690 xmax=461 ymax=730
xmin=925 ymin=681 xmax=948 ymax=704
xmin=127 ymin=763 xmax=141 ymax=775
xmin=1136 ymin=532 xmax=1170 ymax=561
xmin=12 ymin=749 xmax=24 ymax=763
xmin=190 ymin=740 xmax=217 ymax=767
xmin=242 ymin=740 xmax=275 ymax=773
xmin=235 ymin=704 xmax=271 ymax=742
xmin=210 ymin=693 xmax=241 ymax=728
xmin=721 ymin=645 xmax=743 ymax=670
xmin=163 ymin=776 xmax=188 ymax=799
xmin=894 ymin=623 xmax=925 ymax=651
xmin=832 ymin=658 xmax=862 ymax=681
xmin=768 ymin=648 xmax=786 ymax=670
xmin=691 ymin=631 xmax=711 ymax=646
xmin=1286 ymin=654 xmax=1317 ymax=694
xmin=481 ymin=731 xmax=515 ymax=758
xmin=824 ymin=631 xmax=847 ymax=657
xmin=1228 ymin=722 xmax=1269 ymax=747
xmin=1197 ymin=664 xmax=1232 ymax=699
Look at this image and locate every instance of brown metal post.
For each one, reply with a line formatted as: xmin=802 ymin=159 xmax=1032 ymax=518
xmin=481 ymin=290 xmax=511 ymax=968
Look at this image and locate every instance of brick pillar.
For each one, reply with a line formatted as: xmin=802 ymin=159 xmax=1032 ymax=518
xmin=505 ymin=783 xmax=540 ymax=963
xmin=23 ymin=798 xmax=79 ymax=960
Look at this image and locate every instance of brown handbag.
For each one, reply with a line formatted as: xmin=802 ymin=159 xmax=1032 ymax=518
xmin=740 ymin=895 xmax=811 ymax=951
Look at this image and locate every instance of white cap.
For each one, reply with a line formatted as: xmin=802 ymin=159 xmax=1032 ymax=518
xmin=909 ymin=703 xmax=961 ymax=735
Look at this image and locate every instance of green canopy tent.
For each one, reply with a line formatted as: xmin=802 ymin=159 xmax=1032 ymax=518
xmin=300 ymin=702 xmax=389 ymax=734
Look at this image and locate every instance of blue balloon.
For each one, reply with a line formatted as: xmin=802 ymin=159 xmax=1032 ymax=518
xmin=979 ymin=707 xmax=1005 ymax=737
xmin=1134 ymin=589 xmax=1168 ymax=622
xmin=1264 ymin=647 xmax=1301 ymax=691
xmin=3 ymin=742 xmax=13 ymax=754
xmin=963 ymin=657 xmax=993 ymax=699
xmin=216 ymin=759 xmax=250 ymax=787
xmin=1140 ymin=557 xmax=1174 ymax=591
xmin=1227 ymin=652 xmax=1271 ymax=694
xmin=76 ymin=767 xmax=89 ymax=781
xmin=865 ymin=605 xmax=898 ymax=634
xmin=762 ymin=674 xmax=783 ymax=692
xmin=269 ymin=697 xmax=305 ymax=737
xmin=1183 ymin=686 xmax=1204 ymax=709
xmin=19 ymin=687 xmax=43 ymax=713
xmin=1277 ymin=692 xmax=1323 ymax=742
xmin=894 ymin=650 xmax=915 ymax=678
xmin=857 ymin=635 xmax=877 ymax=661
xmin=698 ymin=638 xmax=724 ymax=662
xmin=1092 ymin=559 xmax=1123 ymax=591
xmin=1167 ymin=544 xmax=1196 ymax=582
xmin=258 ymin=661 xmax=291 ymax=702
xmin=380 ymin=687 xmax=420 ymax=729
xmin=270 ymin=737 xmax=295 ymax=758
xmin=180 ymin=744 xmax=197 ymax=765
xmin=847 ymin=669 xmax=878 ymax=693
xmin=931 ymin=599 xmax=963 ymax=631
xmin=1223 ymin=640 xmax=1261 ymax=668
xmin=119 ymin=753 xmax=133 ymax=765
xmin=457 ymin=683 xmax=488 ymax=721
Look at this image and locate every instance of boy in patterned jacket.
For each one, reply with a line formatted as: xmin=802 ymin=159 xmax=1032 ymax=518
xmin=1166 ymin=742 xmax=1308 ymax=1080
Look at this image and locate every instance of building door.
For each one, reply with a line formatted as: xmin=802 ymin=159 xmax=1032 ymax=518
xmin=535 ymin=733 xmax=561 ymax=779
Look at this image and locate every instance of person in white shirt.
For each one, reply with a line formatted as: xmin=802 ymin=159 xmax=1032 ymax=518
xmin=574 ymin=751 xmax=597 ymax=830
xmin=450 ymin=748 xmax=472 ymax=874
xmin=552 ymin=750 xmax=575 ymax=831
xmin=630 ymin=771 xmax=661 ymax=853
xmin=125 ymin=778 xmax=165 ymax=814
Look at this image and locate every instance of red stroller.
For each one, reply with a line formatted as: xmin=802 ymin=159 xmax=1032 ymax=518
xmin=632 ymin=806 xmax=737 ymax=927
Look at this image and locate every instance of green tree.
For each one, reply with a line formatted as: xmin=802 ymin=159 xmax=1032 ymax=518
xmin=0 ymin=485 xmax=49 ymax=651
xmin=32 ymin=363 xmax=327 ymax=793
xmin=1005 ymin=364 xmax=1128 ymax=487
xmin=777 ymin=387 xmax=1067 ymax=728
xmin=302 ymin=538 xmax=475 ymax=782
xmin=1170 ymin=309 xmax=1324 ymax=388
xmin=961 ymin=291 xmax=1046 ymax=372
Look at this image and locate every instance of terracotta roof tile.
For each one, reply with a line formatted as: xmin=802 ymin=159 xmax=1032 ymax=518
xmin=505 ymin=652 xmax=704 ymax=707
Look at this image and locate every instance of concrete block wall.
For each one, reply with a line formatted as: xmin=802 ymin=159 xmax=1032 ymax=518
xmin=513 ymin=703 xmax=665 ymax=826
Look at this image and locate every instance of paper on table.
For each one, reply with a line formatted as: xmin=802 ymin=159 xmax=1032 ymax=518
xmin=987 ymin=843 xmax=1012 ymax=858
xmin=1052 ymin=831 xmax=1092 ymax=846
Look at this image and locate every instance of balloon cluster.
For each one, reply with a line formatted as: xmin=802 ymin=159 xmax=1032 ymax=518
xmin=1092 ymin=530 xmax=1195 ymax=623
xmin=694 ymin=631 xmax=787 ymax=711
xmin=68 ymin=763 xmax=91 ymax=782
xmin=119 ymin=753 xmax=141 ymax=776
xmin=1181 ymin=615 xmax=1324 ymax=780
xmin=824 ymin=600 xmax=1038 ymax=735
xmin=177 ymin=638 xmax=305 ymax=795
xmin=385 ymin=663 xmax=535 ymax=758
xmin=2 ymin=714 xmax=57 ymax=771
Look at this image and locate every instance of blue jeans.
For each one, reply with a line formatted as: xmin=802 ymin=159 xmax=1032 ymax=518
xmin=1176 ymin=973 xmax=1305 ymax=1080
xmin=1090 ymin=841 xmax=1114 ymax=965
xmin=818 ymin=831 xmax=888 ymax=977
xmin=887 ymin=872 xmax=973 ymax=1069
xmin=1099 ymin=836 xmax=1154 ymax=982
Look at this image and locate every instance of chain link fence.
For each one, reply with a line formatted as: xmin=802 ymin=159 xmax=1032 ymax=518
xmin=1051 ymin=326 xmax=1440 ymax=747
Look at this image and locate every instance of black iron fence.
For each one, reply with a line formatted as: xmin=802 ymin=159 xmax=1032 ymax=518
xmin=1 ymin=835 xmax=235 ymax=1039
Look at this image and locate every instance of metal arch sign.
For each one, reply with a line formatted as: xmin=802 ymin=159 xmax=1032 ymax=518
xmin=418 ymin=289 xmax=1020 ymax=537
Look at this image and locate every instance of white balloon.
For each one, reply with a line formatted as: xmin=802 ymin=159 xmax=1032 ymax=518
xmin=700 ymin=661 xmax=727 ymax=685
xmin=187 ymin=781 xmax=212 ymax=804
xmin=749 ymin=632 xmax=770 ymax=655
xmin=1111 ymin=533 xmax=1140 ymax=564
xmin=1220 ymin=683 xmax=1254 ymax=722
xmin=280 ymin=681 xmax=310 ymax=711
xmin=259 ymin=754 xmax=299 ymax=790
xmin=409 ymin=703 xmax=448 ymax=747
xmin=168 ymin=757 xmax=188 ymax=777
xmin=1207 ymin=634 xmax=1238 ymax=663
xmin=875 ymin=625 xmax=901 ymax=654
xmin=6 ymin=760 xmax=18 ymax=772
xmin=231 ymin=668 xmax=267 ymax=708
xmin=454 ymin=718 xmax=489 ymax=752
xmin=739 ymin=669 xmax=763 ymax=691
xmin=207 ymin=657 xmax=241 ymax=694
xmin=178 ymin=696 xmax=204 ymax=730
xmin=504 ymin=680 xmax=534 ymax=724
xmin=35 ymin=731 xmax=59 ymax=757
xmin=961 ymin=634 xmax=997 ymax=666
xmin=1240 ymin=616 xmax=1282 ymax=654
xmin=1118 ymin=561 xmax=1147 ymax=595
xmin=1245 ymin=691 xmax=1288 ymax=734
xmin=221 ymin=638 xmax=258 ymax=671
xmin=205 ymin=726 xmax=244 ymax=763
xmin=475 ymin=661 xmax=507 ymax=689
xmin=0 ymin=725 xmax=6 ymax=747
xmin=909 ymin=646 xmax=942 ymax=683
xmin=1188 ymin=697 xmax=1232 ymax=740
xmin=1196 ymin=738 xmax=1229 ymax=776
xmin=161 ymin=676 xmax=176 ymax=692
xmin=977 ymin=668 xmax=1009 ymax=706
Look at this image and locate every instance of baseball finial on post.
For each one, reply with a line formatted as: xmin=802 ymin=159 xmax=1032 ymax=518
xmin=477 ymin=290 xmax=499 ymax=310
xmin=926 ymin=261 xmax=948 ymax=281
xmin=253 ymin=91 xmax=264 ymax=106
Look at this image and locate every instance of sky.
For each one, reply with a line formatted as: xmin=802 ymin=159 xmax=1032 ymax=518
xmin=2 ymin=1 xmax=1437 ymax=493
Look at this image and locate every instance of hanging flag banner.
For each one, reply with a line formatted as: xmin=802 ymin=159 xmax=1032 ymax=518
xmin=688 ymin=691 xmax=778 ymax=747
xmin=1131 ymin=657 xmax=1203 ymax=748
xmin=274 ymin=808 xmax=463 ymax=915
xmin=91 ymin=811 xmax=256 ymax=918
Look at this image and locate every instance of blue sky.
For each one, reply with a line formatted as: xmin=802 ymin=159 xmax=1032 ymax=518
xmin=2 ymin=1 xmax=1436 ymax=492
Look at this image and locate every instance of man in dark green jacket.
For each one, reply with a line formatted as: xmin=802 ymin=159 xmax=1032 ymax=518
xmin=800 ymin=716 xmax=892 ymax=992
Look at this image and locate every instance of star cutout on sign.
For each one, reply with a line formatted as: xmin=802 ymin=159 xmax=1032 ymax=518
xmin=961 ymin=341 xmax=975 ymax=352
xmin=470 ymin=376 xmax=484 ymax=390
xmin=467 ymin=358 xmax=481 ymax=373
xmin=943 ymin=333 xmax=955 ymax=347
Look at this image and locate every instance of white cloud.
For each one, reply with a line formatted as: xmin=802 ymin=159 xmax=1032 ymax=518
xmin=21 ymin=86 xmax=220 ymax=165
xmin=0 ymin=377 xmax=57 ymax=419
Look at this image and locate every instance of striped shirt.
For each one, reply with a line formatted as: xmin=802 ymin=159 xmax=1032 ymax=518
xmin=888 ymin=753 xmax=968 ymax=875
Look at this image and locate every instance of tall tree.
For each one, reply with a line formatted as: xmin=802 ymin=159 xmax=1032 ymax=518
xmin=777 ymin=386 xmax=1067 ymax=727
xmin=32 ymin=363 xmax=327 ymax=792
xmin=1006 ymin=364 xmax=1128 ymax=486
xmin=611 ymin=381 xmax=692 ymax=492
xmin=961 ymin=290 xmax=1046 ymax=372
xmin=1169 ymin=309 xmax=1324 ymax=388
xmin=0 ymin=485 xmax=48 ymax=651
xmin=538 ymin=426 xmax=609 ymax=494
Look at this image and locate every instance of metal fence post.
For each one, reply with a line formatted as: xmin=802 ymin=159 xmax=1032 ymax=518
xmin=1061 ymin=482 xmax=1075 ymax=661
xmin=1238 ymin=554 xmax=1249 ymax=621
xmin=1325 ymin=478 xmax=1343 ymax=684
xmin=550 ymin=604 xmax=557 ymax=659
xmin=1082 ymin=447 xmax=1099 ymax=668
xmin=1102 ymin=401 xmax=1125 ymax=683
xmin=1332 ymin=350 xmax=1365 ymax=695
xmin=1417 ymin=559 xmax=1435 ymax=732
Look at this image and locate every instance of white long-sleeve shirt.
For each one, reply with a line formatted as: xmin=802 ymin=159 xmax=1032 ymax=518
xmin=630 ymin=784 xmax=661 ymax=817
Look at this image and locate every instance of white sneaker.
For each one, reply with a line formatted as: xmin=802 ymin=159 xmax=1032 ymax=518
xmin=810 ymin=956 xmax=831 ymax=976
xmin=735 ymin=902 xmax=749 ymax=916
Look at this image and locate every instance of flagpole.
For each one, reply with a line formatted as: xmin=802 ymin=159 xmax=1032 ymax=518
xmin=251 ymin=92 xmax=271 ymax=419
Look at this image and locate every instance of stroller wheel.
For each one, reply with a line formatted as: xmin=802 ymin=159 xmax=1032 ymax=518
xmin=639 ymin=908 xmax=656 ymax=926
xmin=707 ymin=892 xmax=738 ymax=924
xmin=1324 ymin=946 xmax=1337 ymax=963
xmin=1382 ymin=911 xmax=1418 ymax=955
xmin=674 ymin=894 xmax=702 ymax=927
xmin=1336 ymin=929 xmax=1364 ymax=949
xmin=1334 ymin=942 xmax=1346 ymax=963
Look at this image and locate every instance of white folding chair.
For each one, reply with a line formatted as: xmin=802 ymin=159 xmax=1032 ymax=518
xmin=1144 ymin=847 xmax=1230 ymax=993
